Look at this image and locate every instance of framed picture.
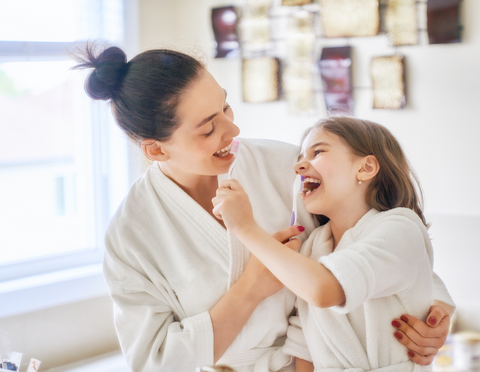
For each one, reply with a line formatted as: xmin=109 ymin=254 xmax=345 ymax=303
xmin=319 ymin=46 xmax=354 ymax=115
xmin=211 ymin=6 xmax=240 ymax=58
xmin=320 ymin=0 xmax=379 ymax=38
xmin=242 ymin=57 xmax=280 ymax=103
xmin=427 ymin=0 xmax=461 ymax=44
xmin=371 ymin=55 xmax=406 ymax=109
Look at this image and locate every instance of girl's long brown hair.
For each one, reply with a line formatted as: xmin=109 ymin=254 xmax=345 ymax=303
xmin=304 ymin=116 xmax=428 ymax=227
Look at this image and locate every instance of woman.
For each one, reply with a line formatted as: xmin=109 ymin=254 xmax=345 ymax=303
xmin=73 ymin=44 xmax=454 ymax=372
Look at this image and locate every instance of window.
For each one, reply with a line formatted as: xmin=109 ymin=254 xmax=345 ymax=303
xmin=0 ymin=0 xmax=133 ymax=297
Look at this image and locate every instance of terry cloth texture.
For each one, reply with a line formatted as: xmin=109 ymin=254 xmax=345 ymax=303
xmin=283 ymin=208 xmax=437 ymax=372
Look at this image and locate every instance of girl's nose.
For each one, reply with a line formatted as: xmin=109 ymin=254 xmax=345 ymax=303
xmin=294 ymin=161 xmax=307 ymax=174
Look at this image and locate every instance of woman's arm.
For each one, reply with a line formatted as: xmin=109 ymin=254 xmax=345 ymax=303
xmin=210 ymin=227 xmax=302 ymax=362
xmin=392 ymin=303 xmax=451 ymax=365
xmin=296 ymin=359 xmax=314 ymax=372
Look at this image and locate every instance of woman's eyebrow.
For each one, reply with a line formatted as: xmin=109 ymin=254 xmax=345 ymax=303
xmin=195 ymin=89 xmax=228 ymax=128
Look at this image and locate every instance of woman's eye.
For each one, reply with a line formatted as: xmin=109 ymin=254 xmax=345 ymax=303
xmin=205 ymin=124 xmax=215 ymax=137
xmin=223 ymin=104 xmax=231 ymax=112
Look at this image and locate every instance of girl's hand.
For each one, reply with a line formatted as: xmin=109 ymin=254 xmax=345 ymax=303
xmin=391 ymin=305 xmax=450 ymax=365
xmin=239 ymin=226 xmax=303 ymax=302
xmin=212 ymin=179 xmax=256 ymax=234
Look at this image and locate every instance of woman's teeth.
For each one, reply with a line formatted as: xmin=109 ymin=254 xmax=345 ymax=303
xmin=214 ymin=142 xmax=233 ymax=157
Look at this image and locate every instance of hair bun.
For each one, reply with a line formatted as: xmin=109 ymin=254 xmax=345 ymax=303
xmin=72 ymin=44 xmax=128 ymax=100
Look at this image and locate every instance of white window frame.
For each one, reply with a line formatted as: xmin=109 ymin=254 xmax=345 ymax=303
xmin=0 ymin=0 xmax=140 ymax=318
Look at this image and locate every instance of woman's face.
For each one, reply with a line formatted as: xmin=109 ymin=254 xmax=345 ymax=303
xmin=161 ymin=69 xmax=240 ymax=179
xmin=294 ymin=128 xmax=364 ymax=217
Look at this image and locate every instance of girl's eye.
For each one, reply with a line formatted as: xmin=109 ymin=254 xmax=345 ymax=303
xmin=205 ymin=124 xmax=215 ymax=137
xmin=314 ymin=150 xmax=323 ymax=157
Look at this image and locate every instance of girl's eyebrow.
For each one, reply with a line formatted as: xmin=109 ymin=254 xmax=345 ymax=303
xmin=298 ymin=141 xmax=331 ymax=161
xmin=195 ymin=89 xmax=228 ymax=128
xmin=309 ymin=141 xmax=330 ymax=149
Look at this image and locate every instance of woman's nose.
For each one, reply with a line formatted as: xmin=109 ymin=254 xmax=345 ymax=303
xmin=224 ymin=118 xmax=240 ymax=139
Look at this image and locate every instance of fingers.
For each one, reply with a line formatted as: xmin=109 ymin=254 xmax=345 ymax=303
xmin=391 ymin=313 xmax=446 ymax=365
xmin=284 ymin=238 xmax=301 ymax=251
xmin=218 ymin=179 xmax=244 ymax=192
xmin=406 ymin=349 xmax=436 ymax=366
xmin=211 ymin=200 xmax=223 ymax=220
xmin=394 ymin=314 xmax=436 ymax=339
xmin=426 ymin=305 xmax=450 ymax=328
xmin=272 ymin=226 xmax=305 ymax=244
xmin=392 ymin=325 xmax=439 ymax=353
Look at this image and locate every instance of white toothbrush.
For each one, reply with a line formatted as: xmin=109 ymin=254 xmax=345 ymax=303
xmin=290 ymin=175 xmax=305 ymax=226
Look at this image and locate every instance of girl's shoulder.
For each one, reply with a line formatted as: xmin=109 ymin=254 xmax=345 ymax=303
xmin=352 ymin=207 xmax=427 ymax=240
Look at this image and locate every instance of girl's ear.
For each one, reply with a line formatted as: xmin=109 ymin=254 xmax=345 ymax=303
xmin=357 ymin=155 xmax=380 ymax=182
xmin=141 ymin=139 xmax=170 ymax=162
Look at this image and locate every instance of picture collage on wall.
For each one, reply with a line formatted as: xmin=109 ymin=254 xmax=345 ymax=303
xmin=211 ymin=0 xmax=462 ymax=115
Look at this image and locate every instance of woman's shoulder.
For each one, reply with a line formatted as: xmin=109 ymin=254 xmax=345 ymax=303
xmin=106 ymin=166 xmax=161 ymax=240
xmin=238 ymin=138 xmax=300 ymax=162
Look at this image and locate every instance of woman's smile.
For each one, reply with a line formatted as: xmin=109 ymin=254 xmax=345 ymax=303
xmin=214 ymin=141 xmax=234 ymax=159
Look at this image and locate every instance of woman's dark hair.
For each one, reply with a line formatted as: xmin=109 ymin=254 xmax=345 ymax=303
xmin=302 ymin=116 xmax=428 ymax=227
xmin=71 ymin=42 xmax=205 ymax=142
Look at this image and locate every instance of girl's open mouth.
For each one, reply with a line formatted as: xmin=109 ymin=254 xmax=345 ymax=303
xmin=302 ymin=177 xmax=321 ymax=197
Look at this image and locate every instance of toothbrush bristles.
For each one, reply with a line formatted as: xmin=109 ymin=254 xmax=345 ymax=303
xmin=230 ymin=139 xmax=239 ymax=154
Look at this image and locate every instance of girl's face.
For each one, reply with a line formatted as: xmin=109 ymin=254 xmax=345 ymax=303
xmin=161 ymin=69 xmax=240 ymax=179
xmin=294 ymin=128 xmax=365 ymax=217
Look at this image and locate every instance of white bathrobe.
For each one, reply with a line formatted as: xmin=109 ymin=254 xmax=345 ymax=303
xmin=283 ymin=208 xmax=437 ymax=372
xmin=103 ymin=139 xmax=318 ymax=372
xmin=104 ymin=139 xmax=453 ymax=372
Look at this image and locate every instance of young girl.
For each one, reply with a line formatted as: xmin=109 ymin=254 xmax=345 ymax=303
xmin=213 ymin=116 xmax=437 ymax=372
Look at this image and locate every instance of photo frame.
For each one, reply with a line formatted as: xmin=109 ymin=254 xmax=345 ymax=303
xmin=371 ymin=55 xmax=406 ymax=109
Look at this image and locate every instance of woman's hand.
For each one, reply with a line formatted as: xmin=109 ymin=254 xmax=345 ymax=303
xmin=391 ymin=305 xmax=450 ymax=365
xmin=239 ymin=226 xmax=303 ymax=303
xmin=212 ymin=179 xmax=256 ymax=234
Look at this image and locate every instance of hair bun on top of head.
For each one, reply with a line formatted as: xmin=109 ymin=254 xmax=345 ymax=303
xmin=72 ymin=43 xmax=128 ymax=101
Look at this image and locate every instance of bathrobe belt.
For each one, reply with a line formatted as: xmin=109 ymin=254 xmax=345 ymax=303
xmin=316 ymin=361 xmax=427 ymax=372
xmin=217 ymin=346 xmax=292 ymax=371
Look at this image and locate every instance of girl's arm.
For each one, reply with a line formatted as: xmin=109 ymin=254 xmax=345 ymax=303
xmin=235 ymin=222 xmax=345 ymax=308
xmin=213 ymin=179 xmax=345 ymax=308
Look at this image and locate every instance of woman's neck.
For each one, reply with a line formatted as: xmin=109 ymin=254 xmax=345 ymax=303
xmin=158 ymin=163 xmax=224 ymax=226
xmin=329 ymin=201 xmax=371 ymax=249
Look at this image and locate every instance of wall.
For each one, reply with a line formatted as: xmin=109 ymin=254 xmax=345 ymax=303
xmin=137 ymin=0 xmax=480 ymax=330
xmin=0 ymin=297 xmax=120 ymax=371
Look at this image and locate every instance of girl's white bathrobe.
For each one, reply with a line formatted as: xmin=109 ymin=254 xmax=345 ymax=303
xmin=283 ymin=208 xmax=437 ymax=372
xmin=103 ymin=139 xmax=318 ymax=372
xmin=104 ymin=139 xmax=453 ymax=372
